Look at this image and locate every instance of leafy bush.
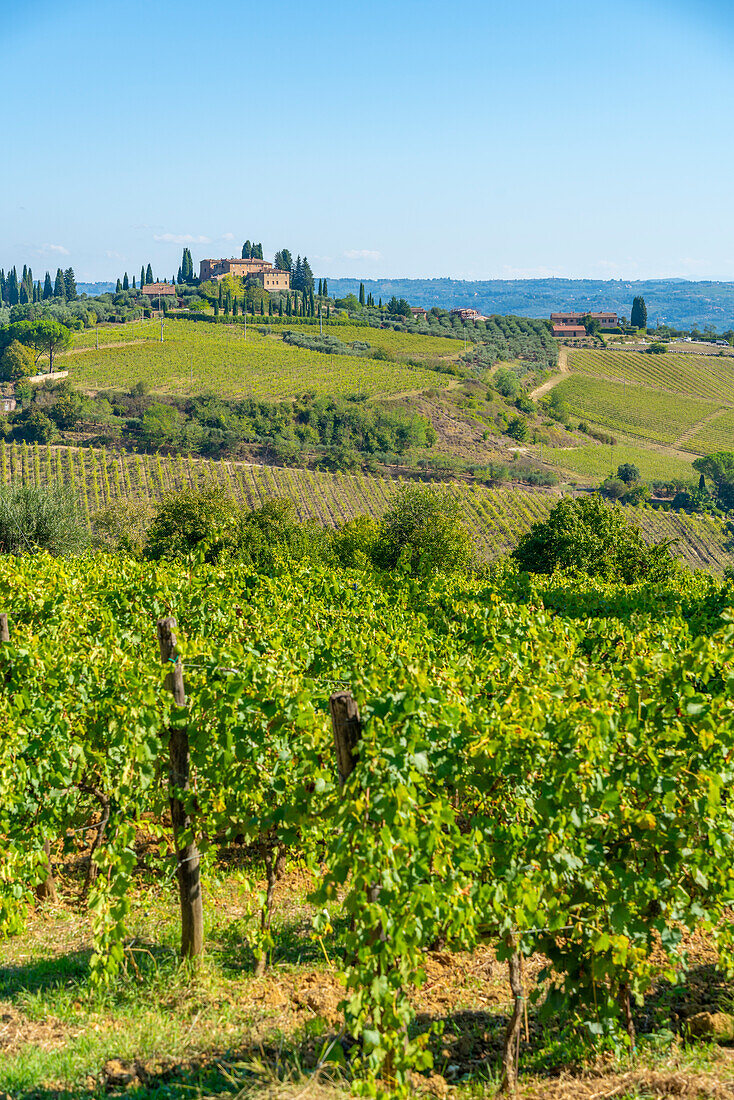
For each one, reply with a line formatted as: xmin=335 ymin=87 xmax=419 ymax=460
xmin=512 ymin=496 xmax=677 ymax=583
xmin=372 ymin=484 xmax=473 ymax=576
xmin=507 ymin=415 xmax=529 ymax=442
xmin=617 ymin=462 xmax=641 ymax=484
xmin=0 ymin=339 xmax=34 ymax=381
xmin=0 ymin=484 xmax=88 ymax=556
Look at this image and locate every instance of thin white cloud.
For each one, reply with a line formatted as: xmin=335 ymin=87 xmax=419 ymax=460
xmin=154 ymin=233 xmax=211 ymax=245
xmin=105 ymin=250 xmax=124 ymax=260
xmin=39 ymin=243 xmax=70 ymax=256
xmin=220 ymin=232 xmax=235 ymax=241
xmin=344 ymin=249 xmax=382 ymax=261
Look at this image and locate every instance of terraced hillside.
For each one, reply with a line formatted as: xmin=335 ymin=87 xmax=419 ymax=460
xmin=1 ymin=441 xmax=729 ymax=573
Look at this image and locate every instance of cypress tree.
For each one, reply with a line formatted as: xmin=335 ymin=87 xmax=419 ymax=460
xmin=116 ymin=278 xmax=122 ymax=294
xmin=214 ymin=301 xmax=219 ymax=317
xmin=631 ymin=296 xmax=647 ymax=330
xmin=359 ymin=282 xmax=365 ymax=306
xmin=279 ymin=298 xmax=284 ymax=317
xmin=301 ymin=256 xmax=314 ymax=294
xmin=34 ymin=281 xmax=41 ymax=302
xmin=218 ymin=282 xmax=223 ymax=307
xmin=260 ymin=298 xmax=264 ymax=316
xmin=132 ymin=275 xmax=136 ymax=289
xmin=123 ymin=272 xmax=129 ymax=291
xmin=19 ymin=283 xmax=29 ymax=305
xmin=0 ymin=270 xmax=5 ymax=305
xmin=140 ymin=265 xmax=146 ymax=288
xmin=177 ymin=267 xmax=183 ymax=284
xmin=224 ymin=294 xmax=230 ymax=316
xmin=309 ymin=288 xmax=315 ymax=316
xmin=54 ymin=268 xmax=65 ymax=300
xmin=379 ymin=298 xmax=382 ymax=308
xmin=233 ymin=297 xmax=238 ymax=317
xmin=64 ymin=268 xmax=77 ymax=299
xmin=242 ymin=240 xmax=252 ymax=259
xmin=318 ymin=278 xmax=322 ymax=296
xmin=323 ymin=278 xmax=328 ymax=298
xmin=268 ymin=300 xmax=273 ymax=317
xmin=326 ymin=304 xmax=330 ymax=319
xmin=286 ymin=294 xmax=292 ymax=317
xmin=145 ymin=263 xmax=153 ymax=285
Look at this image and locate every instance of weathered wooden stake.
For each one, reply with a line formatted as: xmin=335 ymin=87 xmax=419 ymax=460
xmin=0 ymin=614 xmax=9 ymax=643
xmin=500 ymin=943 xmax=524 ymax=1094
xmin=157 ymin=616 xmax=204 ymax=960
xmin=329 ymin=690 xmax=361 ymax=788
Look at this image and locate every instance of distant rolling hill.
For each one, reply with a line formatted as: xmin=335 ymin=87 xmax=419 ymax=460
xmin=326 ymin=277 xmax=734 ymax=330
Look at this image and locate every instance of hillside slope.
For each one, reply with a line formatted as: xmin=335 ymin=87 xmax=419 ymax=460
xmin=1 ymin=442 xmax=729 ymax=573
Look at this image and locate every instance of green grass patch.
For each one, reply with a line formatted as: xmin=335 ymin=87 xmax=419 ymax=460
xmin=545 ymin=436 xmax=697 ymax=485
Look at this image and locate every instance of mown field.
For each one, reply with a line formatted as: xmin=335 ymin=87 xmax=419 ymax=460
xmin=553 ymin=375 xmax=719 ymax=447
xmin=568 ymin=347 xmax=734 ymax=405
xmin=1 ymin=441 xmax=729 ymax=572
xmin=61 ymin=320 xmax=453 ymax=401
xmin=544 ymin=434 xmax=697 ymax=485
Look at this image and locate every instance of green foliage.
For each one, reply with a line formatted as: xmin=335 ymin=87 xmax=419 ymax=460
xmin=631 ymin=296 xmax=647 ymax=329
xmin=143 ymin=486 xmax=239 ymax=561
xmin=616 ymin=462 xmax=641 ymax=484
xmin=0 ymin=483 xmax=88 ymax=554
xmin=512 ymin=496 xmax=678 ymax=583
xmin=372 ymin=484 xmax=473 ymax=576
xmin=0 ymin=339 xmax=34 ymax=381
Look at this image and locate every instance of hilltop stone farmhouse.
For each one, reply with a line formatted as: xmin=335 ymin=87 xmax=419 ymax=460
xmin=550 ymin=311 xmax=619 ymax=337
xmin=199 ymin=257 xmax=290 ymax=292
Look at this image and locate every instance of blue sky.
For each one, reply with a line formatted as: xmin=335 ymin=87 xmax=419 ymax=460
xmin=3 ymin=0 xmax=734 ymax=283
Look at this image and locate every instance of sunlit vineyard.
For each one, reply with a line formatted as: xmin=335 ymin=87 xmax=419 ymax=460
xmin=61 ymin=320 xmax=452 ymax=401
xmin=0 ymin=441 xmax=729 ymax=572
xmin=554 ymin=375 xmax=719 ymax=446
xmin=681 ymin=407 xmax=734 ymax=456
xmin=544 ymin=434 xmax=697 ymax=484
xmin=569 ymin=347 xmax=734 ymax=405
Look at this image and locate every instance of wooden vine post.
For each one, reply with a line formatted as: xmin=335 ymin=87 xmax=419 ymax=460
xmin=329 ymin=690 xmax=362 ymax=789
xmin=500 ymin=938 xmax=525 ymax=1094
xmin=1 ymin=613 xmax=56 ymax=903
xmin=157 ymin=616 xmax=204 ymax=960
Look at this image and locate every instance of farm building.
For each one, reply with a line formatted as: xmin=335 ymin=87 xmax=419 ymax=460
xmin=552 ymin=323 xmax=586 ymax=337
xmin=550 ymin=311 xmax=619 ymax=330
xmin=450 ymin=308 xmax=487 ymax=322
xmin=199 ymin=257 xmax=290 ymax=292
xmin=410 ymin=306 xmax=429 ymax=319
xmin=141 ymin=282 xmax=177 ymax=299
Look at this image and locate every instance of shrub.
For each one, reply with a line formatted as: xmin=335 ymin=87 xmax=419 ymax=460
xmin=0 ymin=484 xmax=88 ymax=556
xmin=144 ymin=487 xmax=239 ymax=562
xmin=512 ymin=495 xmax=677 ymax=583
xmin=506 ymin=415 xmax=529 ymax=442
xmin=617 ymin=463 xmax=641 ymax=484
xmin=11 ymin=407 xmax=55 ymax=442
xmin=0 ymin=339 xmax=35 ymax=382
xmin=373 ymin=484 xmax=472 ymax=576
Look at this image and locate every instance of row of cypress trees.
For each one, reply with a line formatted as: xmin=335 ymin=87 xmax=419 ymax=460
xmin=0 ymin=266 xmax=76 ymax=306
